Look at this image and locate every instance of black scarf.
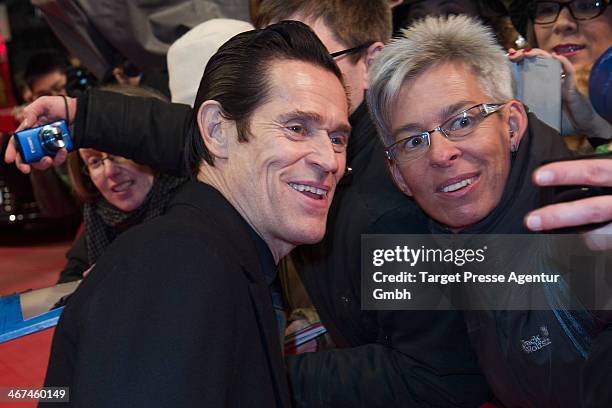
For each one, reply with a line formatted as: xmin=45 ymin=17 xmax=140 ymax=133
xmin=84 ymin=173 xmax=185 ymax=264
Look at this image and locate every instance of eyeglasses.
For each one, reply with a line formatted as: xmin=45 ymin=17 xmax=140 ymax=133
xmin=330 ymin=43 xmax=371 ymax=59
xmin=385 ymin=103 xmax=506 ymax=163
xmin=83 ymin=154 xmax=130 ymax=177
xmin=528 ymin=0 xmax=609 ymax=24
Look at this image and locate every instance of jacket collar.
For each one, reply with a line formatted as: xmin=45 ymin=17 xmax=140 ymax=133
xmin=170 ymin=181 xmax=290 ymax=406
xmin=171 ymin=181 xmax=275 ymax=283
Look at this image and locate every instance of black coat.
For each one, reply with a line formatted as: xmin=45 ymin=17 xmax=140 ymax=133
xmin=43 ymin=182 xmax=291 ymax=407
xmin=71 ymin=91 xmax=492 ymax=407
xmin=583 ymin=325 xmax=612 ymax=407
xmin=58 ymin=232 xmax=89 ymax=283
xmin=430 ymin=114 xmax=599 ymax=408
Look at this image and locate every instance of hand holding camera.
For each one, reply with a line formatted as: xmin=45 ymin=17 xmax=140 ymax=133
xmin=15 ymin=120 xmax=73 ymax=163
xmin=4 ymin=95 xmax=77 ymax=173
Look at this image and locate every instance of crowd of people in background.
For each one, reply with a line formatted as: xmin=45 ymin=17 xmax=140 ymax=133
xmin=3 ymin=0 xmax=612 ymax=407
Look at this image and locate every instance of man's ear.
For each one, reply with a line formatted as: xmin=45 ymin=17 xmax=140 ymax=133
xmin=112 ymin=67 xmax=125 ymax=83
xmin=196 ymin=100 xmax=232 ymax=160
xmin=388 ymin=160 xmax=413 ymax=197
xmin=506 ymin=100 xmax=529 ymax=151
xmin=363 ymin=42 xmax=384 ymax=90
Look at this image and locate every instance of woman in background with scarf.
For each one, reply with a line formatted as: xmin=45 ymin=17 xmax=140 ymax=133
xmin=58 ymin=85 xmax=185 ymax=283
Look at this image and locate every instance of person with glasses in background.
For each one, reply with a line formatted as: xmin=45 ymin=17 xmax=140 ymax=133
xmin=58 ymin=85 xmax=185 ymax=284
xmin=508 ymin=0 xmax=612 ymax=149
xmin=368 ymin=14 xmax=610 ymax=407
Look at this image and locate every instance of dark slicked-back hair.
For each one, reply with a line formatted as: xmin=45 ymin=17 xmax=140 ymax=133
xmin=188 ymin=20 xmax=343 ymax=174
xmin=255 ymin=0 xmax=392 ymax=62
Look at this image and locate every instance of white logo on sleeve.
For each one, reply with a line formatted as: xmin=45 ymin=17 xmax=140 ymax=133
xmin=521 ymin=326 xmax=552 ymax=354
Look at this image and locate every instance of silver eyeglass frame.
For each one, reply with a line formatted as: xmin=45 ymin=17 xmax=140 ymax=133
xmin=384 ymin=103 xmax=506 ymax=162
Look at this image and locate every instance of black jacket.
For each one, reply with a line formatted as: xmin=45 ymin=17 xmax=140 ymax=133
xmin=43 ymin=182 xmax=291 ymax=407
xmin=72 ymin=91 xmax=492 ymax=407
xmin=59 ymin=232 xmax=89 ymax=283
xmin=432 ymin=114 xmax=597 ymax=408
xmin=583 ymin=325 xmax=612 ymax=407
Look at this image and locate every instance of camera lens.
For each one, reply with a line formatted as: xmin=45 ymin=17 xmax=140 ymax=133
xmin=38 ymin=124 xmax=66 ymax=154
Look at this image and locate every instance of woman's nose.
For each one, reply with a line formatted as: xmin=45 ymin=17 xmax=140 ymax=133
xmin=102 ymin=157 xmax=121 ymax=177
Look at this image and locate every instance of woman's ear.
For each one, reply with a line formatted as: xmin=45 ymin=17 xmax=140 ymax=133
xmin=196 ymin=100 xmax=233 ymax=160
xmin=388 ymin=160 xmax=413 ymax=197
xmin=506 ymin=100 xmax=529 ymax=151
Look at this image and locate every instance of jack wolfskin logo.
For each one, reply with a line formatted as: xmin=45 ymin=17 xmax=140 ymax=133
xmin=521 ymin=328 xmax=552 ymax=354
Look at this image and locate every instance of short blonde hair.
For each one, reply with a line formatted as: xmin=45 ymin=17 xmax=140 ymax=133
xmin=367 ymin=15 xmax=513 ymax=146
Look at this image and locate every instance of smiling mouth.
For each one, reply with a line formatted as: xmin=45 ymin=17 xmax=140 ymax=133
xmin=111 ymin=180 xmax=134 ymax=193
xmin=439 ymin=176 xmax=478 ymax=193
xmin=553 ymin=44 xmax=585 ymax=55
xmin=288 ymin=182 xmax=328 ymax=200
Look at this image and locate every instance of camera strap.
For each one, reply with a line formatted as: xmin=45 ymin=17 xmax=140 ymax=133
xmin=61 ymin=95 xmax=69 ymax=126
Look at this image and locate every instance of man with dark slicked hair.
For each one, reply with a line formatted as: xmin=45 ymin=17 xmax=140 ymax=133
xmin=41 ymin=21 xmax=350 ymax=408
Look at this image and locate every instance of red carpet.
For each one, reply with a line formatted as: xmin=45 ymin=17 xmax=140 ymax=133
xmin=0 ymin=328 xmax=55 ymax=408
xmin=0 ymin=227 xmax=72 ymax=406
xmin=0 ymin=241 xmax=68 ymax=296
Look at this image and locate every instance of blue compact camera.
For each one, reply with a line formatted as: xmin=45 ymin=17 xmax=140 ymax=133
xmin=15 ymin=120 xmax=73 ymax=163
